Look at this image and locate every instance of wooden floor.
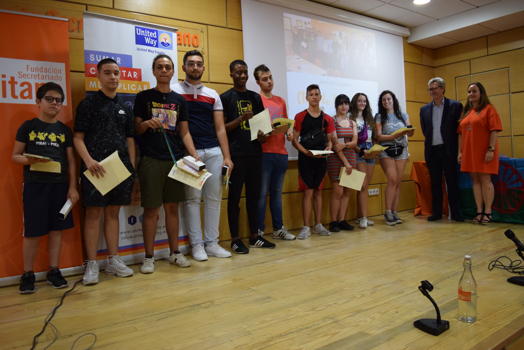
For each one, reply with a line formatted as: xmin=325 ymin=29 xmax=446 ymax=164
xmin=1 ymin=213 xmax=523 ymax=350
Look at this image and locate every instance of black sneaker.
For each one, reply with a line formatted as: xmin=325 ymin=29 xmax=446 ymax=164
xmin=47 ymin=268 xmax=68 ymax=289
xmin=19 ymin=271 xmax=36 ymax=294
xmin=231 ymin=239 xmax=249 ymax=254
xmin=338 ymin=220 xmax=354 ymax=231
xmin=329 ymin=221 xmax=341 ymax=232
xmin=249 ymin=235 xmax=276 ymax=249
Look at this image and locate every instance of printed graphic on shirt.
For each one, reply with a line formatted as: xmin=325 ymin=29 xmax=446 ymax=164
xmin=237 ymin=100 xmax=252 ymax=131
xmin=152 ymin=101 xmax=178 ymax=131
xmin=28 ymin=130 xmax=66 ymax=147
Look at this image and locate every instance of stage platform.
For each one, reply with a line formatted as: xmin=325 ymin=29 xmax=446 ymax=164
xmin=1 ymin=212 xmax=523 ymax=349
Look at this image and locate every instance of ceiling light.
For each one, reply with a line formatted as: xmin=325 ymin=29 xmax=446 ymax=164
xmin=413 ymin=0 xmax=431 ymax=5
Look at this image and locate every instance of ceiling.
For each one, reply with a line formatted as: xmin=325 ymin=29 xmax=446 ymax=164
xmin=310 ymin=0 xmax=524 ymax=48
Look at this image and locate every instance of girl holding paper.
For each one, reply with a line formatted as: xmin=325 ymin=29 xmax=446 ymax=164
xmin=327 ymin=94 xmax=357 ymax=232
xmin=375 ymin=90 xmax=414 ymax=226
xmin=350 ymin=93 xmax=377 ymax=229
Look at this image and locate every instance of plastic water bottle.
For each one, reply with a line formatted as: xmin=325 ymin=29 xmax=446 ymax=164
xmin=458 ymin=255 xmax=477 ymax=323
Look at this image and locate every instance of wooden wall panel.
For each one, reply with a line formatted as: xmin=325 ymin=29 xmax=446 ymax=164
xmin=513 ymin=136 xmax=524 ymax=158
xmin=433 ymin=38 xmax=487 ymax=67
xmin=435 ymin=61 xmax=470 ymax=100
xmin=470 ymin=49 xmax=524 ymax=93
xmin=398 ymin=181 xmax=417 ymax=212
xmin=511 ymin=92 xmax=524 ymax=136
xmin=227 ymin=0 xmax=242 ymax=30
xmin=470 ymin=69 xmax=509 ymax=96
xmin=406 ymin=102 xmax=425 ymax=141
xmin=208 ymin=26 xmax=243 ymax=84
xmin=114 ymin=0 xmax=228 ymax=27
xmin=489 ymin=94 xmax=511 ymax=137
xmin=69 ymin=39 xmax=84 ymax=72
xmin=403 ymin=39 xmax=433 ymax=66
xmin=409 ymin=141 xmax=425 ymax=163
xmin=0 ymin=0 xmax=85 ymax=39
xmin=498 ymin=136 xmax=513 ymax=158
xmin=488 ymin=26 xmax=524 ymax=55
xmin=404 ymin=63 xmax=434 ymax=103
xmin=455 ymin=76 xmax=471 ymax=101
xmin=70 ymin=72 xmax=86 ymax=113
xmin=366 ymin=185 xmax=383 ymax=217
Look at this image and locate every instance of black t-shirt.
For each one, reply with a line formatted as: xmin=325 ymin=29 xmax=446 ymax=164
xmin=133 ymin=88 xmax=189 ymax=161
xmin=74 ymin=90 xmax=134 ymax=168
xmin=220 ymin=88 xmax=264 ymax=157
xmin=15 ymin=118 xmax=73 ymax=183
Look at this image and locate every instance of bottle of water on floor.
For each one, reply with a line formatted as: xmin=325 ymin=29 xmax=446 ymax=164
xmin=458 ymin=254 xmax=477 ymax=323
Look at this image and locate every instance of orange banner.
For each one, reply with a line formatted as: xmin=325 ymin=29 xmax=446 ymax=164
xmin=0 ymin=11 xmax=83 ymax=280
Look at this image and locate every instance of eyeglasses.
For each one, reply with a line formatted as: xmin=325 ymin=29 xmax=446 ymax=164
xmin=428 ymin=87 xmax=442 ymax=91
xmin=185 ymin=61 xmax=203 ymax=68
xmin=43 ymin=96 xmax=64 ymax=104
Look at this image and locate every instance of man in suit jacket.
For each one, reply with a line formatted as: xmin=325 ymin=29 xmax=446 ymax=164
xmin=420 ymin=77 xmax=463 ymax=221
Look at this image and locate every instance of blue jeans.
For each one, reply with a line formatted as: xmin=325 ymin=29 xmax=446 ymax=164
xmin=257 ymin=153 xmax=288 ymax=231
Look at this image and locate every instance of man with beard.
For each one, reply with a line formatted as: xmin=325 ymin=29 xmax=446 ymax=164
xmin=174 ymin=50 xmax=233 ymax=261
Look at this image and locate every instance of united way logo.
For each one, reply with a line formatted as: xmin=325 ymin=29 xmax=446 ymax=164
xmin=159 ymin=32 xmax=172 ymax=49
xmin=135 ymin=26 xmax=173 ymax=50
xmin=128 ymin=215 xmax=137 ymax=225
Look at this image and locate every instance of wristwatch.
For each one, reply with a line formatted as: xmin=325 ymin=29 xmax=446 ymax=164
xmin=487 ymin=146 xmax=495 ymax=152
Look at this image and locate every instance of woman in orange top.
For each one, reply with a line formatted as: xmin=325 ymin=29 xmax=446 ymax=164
xmin=458 ymin=82 xmax=502 ymax=224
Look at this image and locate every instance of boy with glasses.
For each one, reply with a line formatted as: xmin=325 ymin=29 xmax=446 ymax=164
xmin=12 ymin=82 xmax=79 ymax=293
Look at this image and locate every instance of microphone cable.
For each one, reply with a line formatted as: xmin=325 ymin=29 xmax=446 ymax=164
xmin=30 ymin=278 xmax=97 ymax=350
xmin=488 ymin=255 xmax=524 ymax=275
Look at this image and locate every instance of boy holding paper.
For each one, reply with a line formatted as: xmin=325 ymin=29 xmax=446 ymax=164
xmin=74 ymin=58 xmax=136 ymax=285
xmin=221 ymin=59 xmax=276 ymax=254
xmin=12 ymin=82 xmax=79 ymax=294
xmin=292 ymin=84 xmax=337 ymax=239
xmin=134 ymin=54 xmax=200 ymax=273
xmin=253 ymin=64 xmax=295 ymax=241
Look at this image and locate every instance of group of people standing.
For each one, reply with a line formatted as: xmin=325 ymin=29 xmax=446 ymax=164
xmin=12 ymin=49 xmax=502 ymax=294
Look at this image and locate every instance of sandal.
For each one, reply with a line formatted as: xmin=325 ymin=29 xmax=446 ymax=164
xmin=481 ymin=212 xmax=492 ymax=224
xmin=472 ymin=213 xmax=483 ymax=224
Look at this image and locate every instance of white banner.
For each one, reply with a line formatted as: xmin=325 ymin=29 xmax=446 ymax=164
xmin=83 ymin=13 xmax=188 ymax=261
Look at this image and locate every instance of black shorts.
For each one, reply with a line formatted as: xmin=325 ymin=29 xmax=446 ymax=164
xmin=298 ymin=153 xmax=327 ymax=189
xmin=23 ymin=182 xmax=74 ymax=237
xmin=81 ymin=173 xmax=134 ymax=207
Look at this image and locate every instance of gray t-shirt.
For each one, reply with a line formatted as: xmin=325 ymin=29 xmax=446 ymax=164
xmin=375 ymin=112 xmax=409 ymax=147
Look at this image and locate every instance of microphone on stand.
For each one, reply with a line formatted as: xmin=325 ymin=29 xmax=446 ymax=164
xmin=413 ymin=280 xmax=449 ymax=336
xmin=504 ymin=230 xmax=524 ymax=286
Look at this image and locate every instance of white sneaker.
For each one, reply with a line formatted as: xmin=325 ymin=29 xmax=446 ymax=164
xmin=192 ymin=245 xmax=208 ymax=261
xmin=83 ymin=260 xmax=99 ymax=285
xmin=359 ymin=217 xmax=368 ymax=229
xmin=356 ymin=217 xmax=374 ymax=226
xmin=106 ymin=255 xmax=134 ymax=277
xmin=140 ymin=257 xmax=155 ymax=274
xmin=272 ymin=226 xmax=296 ymax=240
xmin=296 ymin=226 xmax=311 ymax=240
xmin=205 ymin=243 xmax=232 ymax=258
xmin=168 ymin=252 xmax=191 ymax=268
xmin=313 ymin=223 xmax=331 ymax=236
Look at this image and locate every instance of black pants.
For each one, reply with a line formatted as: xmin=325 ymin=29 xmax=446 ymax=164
xmin=228 ymin=155 xmax=261 ymax=239
xmin=427 ymin=145 xmax=461 ymax=218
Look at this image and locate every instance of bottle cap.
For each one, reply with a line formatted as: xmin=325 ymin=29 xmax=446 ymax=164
xmin=464 ymin=254 xmax=471 ymax=259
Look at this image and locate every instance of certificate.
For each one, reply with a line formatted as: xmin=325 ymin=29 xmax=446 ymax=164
xmin=249 ymin=109 xmax=273 ymax=140
xmin=339 ymin=168 xmax=366 ymax=191
xmin=30 ymin=160 xmax=61 ymax=173
xmin=310 ymin=150 xmax=333 ymax=156
xmin=83 ymin=151 xmax=132 ymax=196
xmin=168 ymin=163 xmax=212 ymax=190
